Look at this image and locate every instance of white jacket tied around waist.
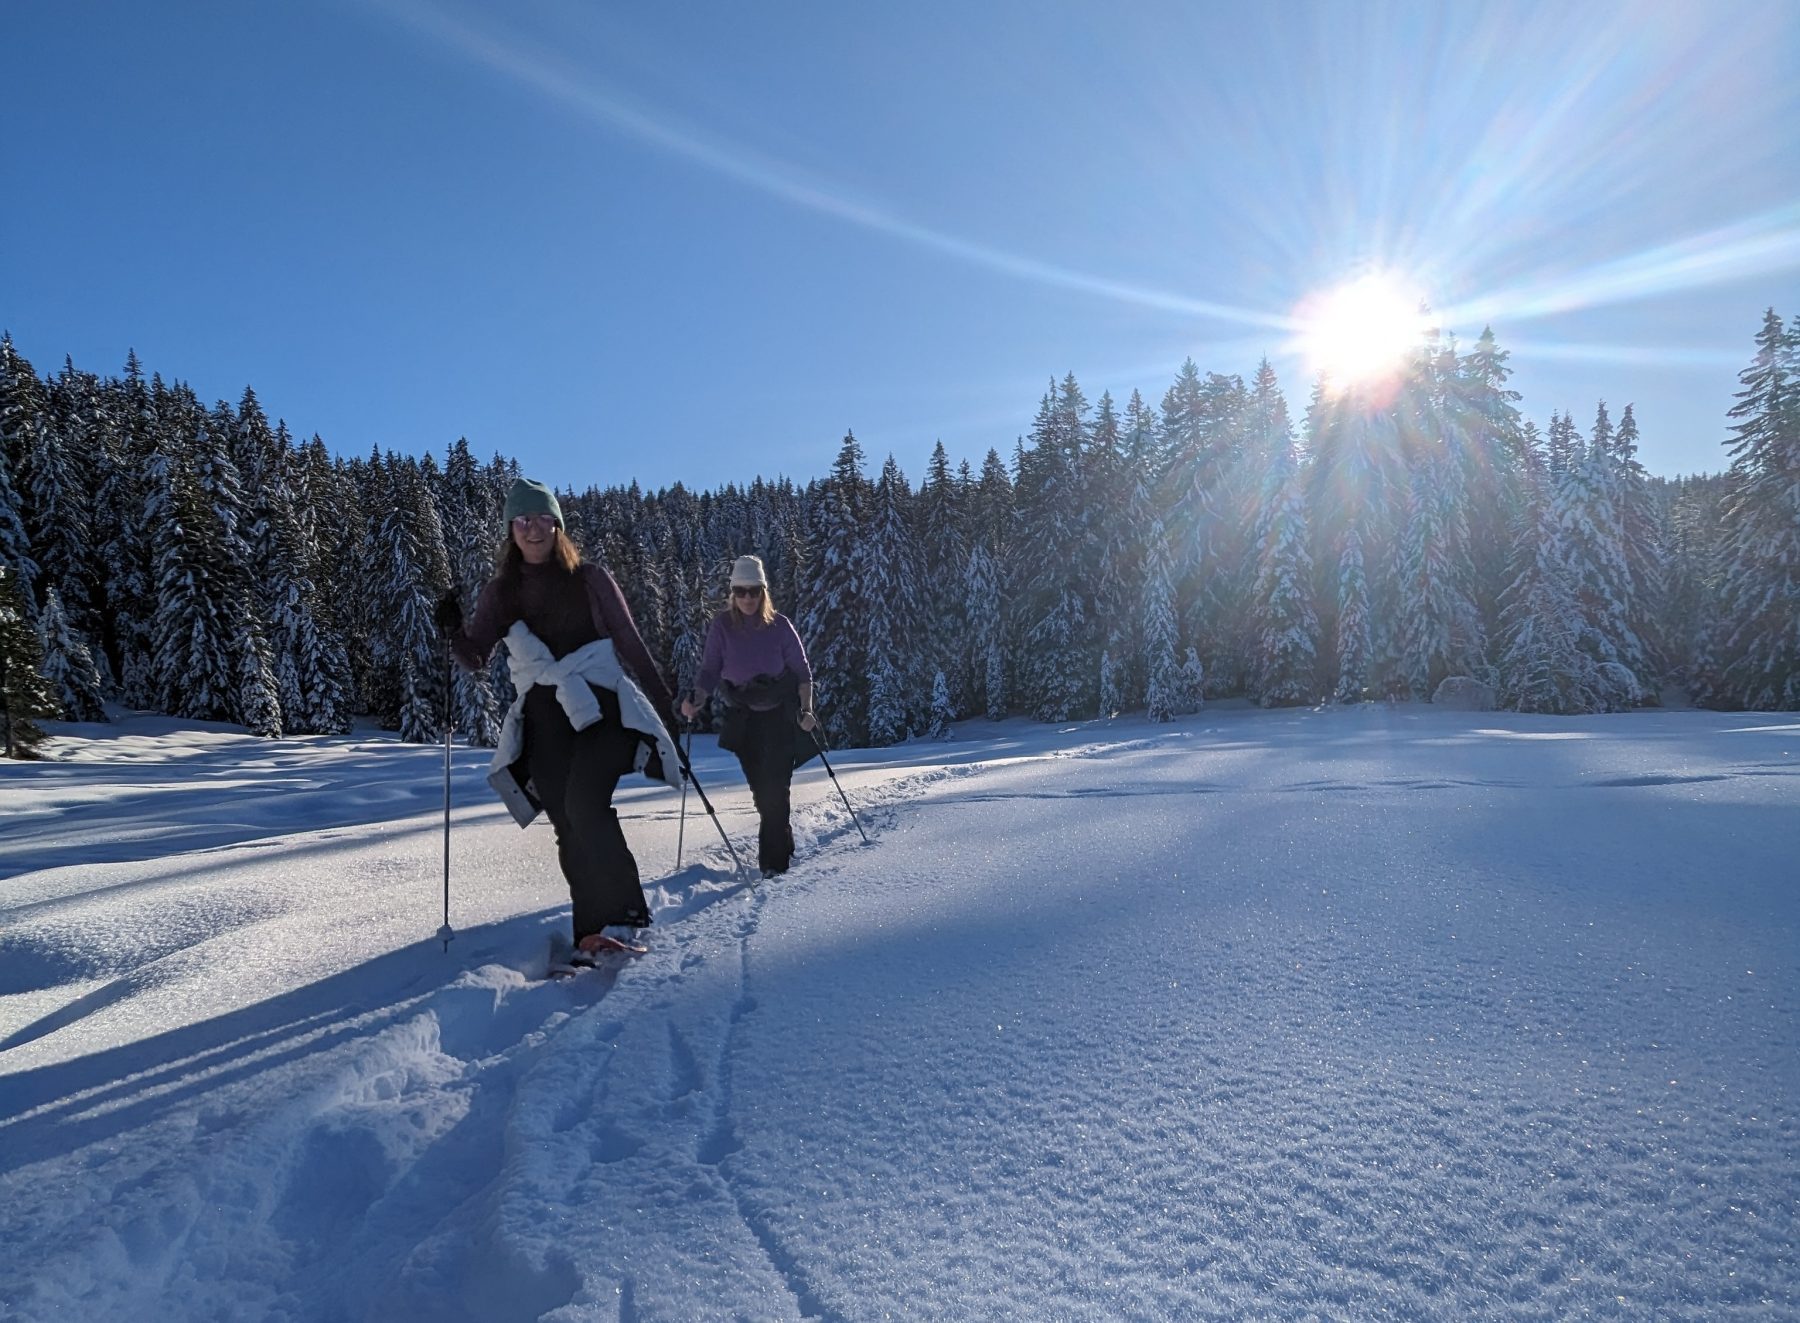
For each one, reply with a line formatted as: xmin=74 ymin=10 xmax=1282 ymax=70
xmin=488 ymin=623 xmax=681 ymax=827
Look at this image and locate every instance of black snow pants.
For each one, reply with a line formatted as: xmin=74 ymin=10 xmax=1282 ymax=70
xmin=522 ymin=683 xmax=651 ymax=940
xmin=734 ymin=706 xmax=797 ymax=875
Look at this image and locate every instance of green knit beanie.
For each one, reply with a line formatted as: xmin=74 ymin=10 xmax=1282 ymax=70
xmin=503 ymin=478 xmax=563 ymax=527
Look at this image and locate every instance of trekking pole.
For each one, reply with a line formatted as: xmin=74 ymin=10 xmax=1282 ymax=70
xmin=675 ymin=721 xmax=692 ymax=870
xmin=675 ymin=737 xmax=747 ymax=875
xmin=810 ymin=728 xmax=870 ymax=845
xmin=438 ymin=643 xmax=456 ymax=953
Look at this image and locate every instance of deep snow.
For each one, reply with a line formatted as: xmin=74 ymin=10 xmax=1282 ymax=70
xmin=1 ymin=705 xmax=1796 ymax=1321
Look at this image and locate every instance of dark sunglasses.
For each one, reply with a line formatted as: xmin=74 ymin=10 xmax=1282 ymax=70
xmin=731 ymin=585 xmax=764 ymax=597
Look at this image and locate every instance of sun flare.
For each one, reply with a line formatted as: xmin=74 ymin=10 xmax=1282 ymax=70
xmin=1296 ymin=273 xmax=1429 ymax=392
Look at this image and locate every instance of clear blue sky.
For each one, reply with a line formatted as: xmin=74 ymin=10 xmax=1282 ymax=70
xmin=5 ymin=0 xmax=1797 ymax=488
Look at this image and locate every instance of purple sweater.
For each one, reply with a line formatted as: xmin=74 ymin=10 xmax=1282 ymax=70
xmin=696 ymin=611 xmax=812 ymax=702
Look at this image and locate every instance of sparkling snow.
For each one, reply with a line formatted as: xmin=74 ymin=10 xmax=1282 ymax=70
xmin=1 ymin=706 xmax=1795 ymax=1321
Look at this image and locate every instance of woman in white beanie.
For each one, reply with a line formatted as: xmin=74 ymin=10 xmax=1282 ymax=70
xmin=679 ymin=555 xmax=816 ymax=878
xmin=437 ymin=478 xmax=679 ymax=961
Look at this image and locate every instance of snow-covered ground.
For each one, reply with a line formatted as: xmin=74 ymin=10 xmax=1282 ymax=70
xmin=1 ymin=705 xmax=1795 ymax=1322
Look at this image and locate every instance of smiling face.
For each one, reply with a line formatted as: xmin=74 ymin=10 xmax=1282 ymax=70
xmin=510 ymin=513 xmax=558 ymax=565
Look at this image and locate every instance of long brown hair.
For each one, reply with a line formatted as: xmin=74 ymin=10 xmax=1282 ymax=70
xmin=725 ymin=585 xmax=777 ymax=628
xmin=495 ymin=527 xmax=583 ymax=577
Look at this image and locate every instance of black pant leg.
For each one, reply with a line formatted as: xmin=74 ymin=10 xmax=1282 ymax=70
xmin=737 ymin=708 xmax=795 ymax=873
xmin=523 ymin=685 xmax=651 ymax=941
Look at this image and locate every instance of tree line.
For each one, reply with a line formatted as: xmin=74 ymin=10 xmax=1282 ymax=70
xmin=1 ymin=310 xmax=1796 ymax=758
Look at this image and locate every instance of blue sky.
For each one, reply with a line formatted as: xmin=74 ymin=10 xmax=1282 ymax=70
xmin=5 ymin=0 xmax=1797 ymax=489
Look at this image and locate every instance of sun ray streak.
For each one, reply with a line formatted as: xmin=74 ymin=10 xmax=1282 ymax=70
xmin=373 ymin=0 xmax=1289 ymax=331
xmin=1441 ymin=203 xmax=1800 ymax=327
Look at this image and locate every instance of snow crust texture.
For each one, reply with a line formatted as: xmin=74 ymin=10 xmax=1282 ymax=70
xmin=1 ymin=707 xmax=1796 ymax=1321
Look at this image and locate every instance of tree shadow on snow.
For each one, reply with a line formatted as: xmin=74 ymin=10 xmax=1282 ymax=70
xmin=0 ymin=906 xmax=575 ymax=1177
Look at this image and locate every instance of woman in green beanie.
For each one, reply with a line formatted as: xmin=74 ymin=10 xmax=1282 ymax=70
xmin=438 ymin=478 xmax=680 ymax=961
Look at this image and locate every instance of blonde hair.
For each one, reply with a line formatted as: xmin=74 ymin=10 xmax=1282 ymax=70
xmin=726 ymin=584 xmax=777 ymax=628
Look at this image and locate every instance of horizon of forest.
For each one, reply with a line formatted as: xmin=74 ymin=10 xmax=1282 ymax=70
xmin=1 ymin=306 xmax=1796 ymax=759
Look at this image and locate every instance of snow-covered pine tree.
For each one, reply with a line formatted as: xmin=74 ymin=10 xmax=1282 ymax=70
xmin=0 ymin=560 xmax=59 ymax=757
xmin=800 ymin=433 xmax=870 ymax=746
xmin=221 ymin=393 xmax=283 ymax=587
xmin=1208 ymin=364 xmax=1277 ymax=695
xmin=187 ymin=401 xmax=281 ymax=736
xmin=0 ymin=334 xmax=45 ymax=616
xmin=1497 ymin=472 xmax=1608 ymax=713
xmin=144 ymin=427 xmax=238 ymax=725
xmin=1712 ymin=308 xmax=1800 ymax=710
xmin=668 ymin=550 xmax=713 ymax=723
xmin=1013 ymin=376 xmax=1096 ymax=721
xmin=1093 ymin=388 xmax=1159 ymax=713
xmin=1177 ymin=647 xmax=1206 ymax=714
xmin=1395 ymin=437 xmax=1487 ymax=699
xmin=381 ymin=455 xmax=453 ymax=743
xmin=1096 ymin=648 xmax=1125 ymax=718
xmin=1160 ymin=364 xmax=1246 ymax=694
xmin=1425 ymin=349 xmax=1499 ymax=673
xmin=778 ymin=483 xmax=809 ymax=628
xmin=1588 ymin=398 xmax=1614 ymax=461
xmin=37 ymin=585 xmax=106 ymax=722
xmin=348 ymin=451 xmax=401 ymax=721
xmin=1085 ymin=389 xmax=1134 ymax=716
xmin=1305 ymin=383 xmax=1405 ymax=698
xmin=234 ymin=401 xmax=351 ymax=736
xmin=0 ymin=435 xmax=35 ymax=629
xmin=1086 ymin=390 xmax=1125 ymax=710
xmin=1555 ymin=422 xmax=1646 ymax=709
xmin=1142 ymin=517 xmax=1181 ymax=722
xmin=1611 ymin=403 xmax=1668 ymax=693
xmin=436 ymin=438 xmax=502 ymax=745
xmin=621 ymin=521 xmax=669 ymax=678
xmin=956 ymin=450 xmax=1012 ymax=713
xmin=267 ymin=461 xmax=353 ymax=735
xmin=1396 ymin=459 xmax=1452 ymax=698
xmin=1453 ymin=328 xmax=1531 ymax=645
xmin=962 ymin=540 xmax=1006 ymax=721
xmin=300 ymin=441 xmax=377 ymax=718
xmin=92 ymin=354 xmax=155 ymax=701
xmin=863 ymin=455 xmax=925 ymax=745
xmin=927 ymin=668 xmax=954 ymax=740
xmin=222 ymin=387 xmax=270 ymax=481
xmin=1250 ymin=420 xmax=1319 ymax=707
xmin=1662 ymin=475 xmax=1728 ymax=702
xmin=970 ymin=447 xmax=1014 ymax=561
xmin=1333 ymin=527 xmax=1372 ymax=703
xmin=136 ymin=389 xmax=280 ymax=734
xmin=1544 ymin=411 xmax=1579 ymax=479
xmin=1155 ymin=357 xmax=1208 ymax=493
xmin=40 ymin=358 xmax=104 ymax=645
xmin=918 ymin=440 xmax=967 ymax=718
xmin=233 ymin=623 xmax=283 ymax=739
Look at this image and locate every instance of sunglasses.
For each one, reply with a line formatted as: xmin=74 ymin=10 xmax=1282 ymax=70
xmin=511 ymin=514 xmax=558 ymax=532
xmin=731 ymin=585 xmax=764 ymax=598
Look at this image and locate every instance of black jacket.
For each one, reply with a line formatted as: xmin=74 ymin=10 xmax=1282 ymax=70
xmin=717 ymin=672 xmax=819 ymax=771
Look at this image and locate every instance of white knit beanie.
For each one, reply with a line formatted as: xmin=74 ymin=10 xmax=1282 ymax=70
xmin=729 ymin=555 xmax=768 ymax=588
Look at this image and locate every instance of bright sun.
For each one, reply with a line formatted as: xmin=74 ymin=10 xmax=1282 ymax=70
xmin=1296 ymin=273 xmax=1429 ymax=392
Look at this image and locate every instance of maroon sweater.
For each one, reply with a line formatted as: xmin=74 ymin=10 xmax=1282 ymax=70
xmin=451 ymin=561 xmax=674 ymax=718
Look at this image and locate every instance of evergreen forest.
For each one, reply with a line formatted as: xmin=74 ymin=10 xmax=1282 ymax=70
xmin=1 ymin=310 xmax=1796 ymax=759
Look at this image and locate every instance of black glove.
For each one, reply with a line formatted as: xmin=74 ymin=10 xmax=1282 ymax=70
xmin=434 ymin=590 xmax=464 ymax=633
